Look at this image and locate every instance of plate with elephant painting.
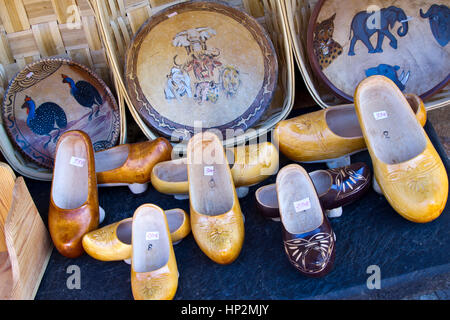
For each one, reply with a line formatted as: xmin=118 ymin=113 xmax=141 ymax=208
xmin=307 ymin=0 xmax=450 ymax=102
xmin=125 ymin=1 xmax=278 ymax=141
xmin=1 ymin=58 xmax=121 ymax=169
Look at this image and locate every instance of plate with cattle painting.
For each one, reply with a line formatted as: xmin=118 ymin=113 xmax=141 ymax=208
xmin=125 ymin=1 xmax=278 ymax=140
xmin=307 ymin=0 xmax=449 ymax=102
xmin=2 ymin=58 xmax=121 ymax=169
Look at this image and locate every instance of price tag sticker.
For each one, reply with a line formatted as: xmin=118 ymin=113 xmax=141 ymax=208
xmin=146 ymin=232 xmax=159 ymax=241
xmin=204 ymin=166 xmax=215 ymax=176
xmin=294 ymin=198 xmax=311 ymax=213
xmin=70 ymin=156 xmax=86 ymax=168
xmin=26 ymin=72 xmax=34 ymax=78
xmin=373 ymin=111 xmax=388 ymax=120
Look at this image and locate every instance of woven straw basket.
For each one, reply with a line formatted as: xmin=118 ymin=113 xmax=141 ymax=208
xmin=0 ymin=0 xmax=127 ymax=181
xmin=90 ymin=0 xmax=295 ymax=153
xmin=284 ymin=0 xmax=450 ymax=111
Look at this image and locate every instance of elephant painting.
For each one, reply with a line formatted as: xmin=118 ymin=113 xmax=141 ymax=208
xmin=420 ymin=4 xmax=450 ymax=47
xmin=365 ymin=64 xmax=410 ymax=91
xmin=348 ymin=6 xmax=409 ymax=56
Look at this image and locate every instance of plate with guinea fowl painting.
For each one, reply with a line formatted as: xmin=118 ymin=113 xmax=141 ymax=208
xmin=307 ymin=0 xmax=450 ymax=102
xmin=1 ymin=58 xmax=120 ymax=169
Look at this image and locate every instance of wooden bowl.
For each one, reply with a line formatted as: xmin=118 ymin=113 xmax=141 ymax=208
xmin=1 ymin=58 xmax=121 ymax=169
xmin=125 ymin=0 xmax=278 ymax=140
xmin=307 ymin=0 xmax=450 ymax=102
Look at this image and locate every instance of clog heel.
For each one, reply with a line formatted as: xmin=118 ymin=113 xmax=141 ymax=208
xmin=131 ymin=204 xmax=178 ymax=300
xmin=354 ymin=76 xmax=448 ymax=223
xmin=276 ymin=164 xmax=336 ymax=277
xmin=48 ymin=130 xmax=100 ymax=258
xmin=187 ymin=132 xmax=245 ymax=265
xmin=96 ymin=138 xmax=172 ymax=194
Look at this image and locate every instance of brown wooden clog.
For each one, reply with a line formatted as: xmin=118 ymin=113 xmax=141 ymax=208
xmin=277 ymin=164 xmax=336 ymax=277
xmin=48 ymin=130 xmax=99 ymax=258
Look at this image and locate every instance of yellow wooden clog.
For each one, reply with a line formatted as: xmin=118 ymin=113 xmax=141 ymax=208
xmin=187 ymin=132 xmax=245 ymax=265
xmin=131 ymin=204 xmax=178 ymax=300
xmin=355 ymin=76 xmax=448 ymax=223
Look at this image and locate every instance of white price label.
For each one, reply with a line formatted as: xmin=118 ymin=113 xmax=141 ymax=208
xmin=373 ymin=111 xmax=388 ymax=120
xmin=70 ymin=156 xmax=86 ymax=168
xmin=204 ymin=166 xmax=215 ymax=176
xmin=294 ymin=198 xmax=311 ymax=212
xmin=146 ymin=232 xmax=159 ymax=241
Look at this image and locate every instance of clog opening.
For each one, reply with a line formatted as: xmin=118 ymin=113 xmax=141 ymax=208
xmin=95 ymin=144 xmax=129 ymax=172
xmin=153 ymin=159 xmax=188 ymax=183
xmin=309 ymin=171 xmax=332 ymax=196
xmin=52 ymin=134 xmax=89 ymax=209
xmin=187 ymin=134 xmax=234 ymax=216
xmin=117 ymin=220 xmax=132 ymax=245
xmin=357 ymin=79 xmax=427 ymax=164
xmin=256 ymin=184 xmax=278 ymax=208
xmin=277 ymin=166 xmax=323 ymax=235
xmin=326 ymin=106 xmax=363 ymax=138
xmin=132 ymin=206 xmax=170 ymax=273
xmin=166 ymin=209 xmax=184 ymax=233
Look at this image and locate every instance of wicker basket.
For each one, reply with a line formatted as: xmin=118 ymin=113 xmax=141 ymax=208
xmin=0 ymin=0 xmax=127 ymax=181
xmin=283 ymin=0 xmax=450 ymax=111
xmin=90 ymin=0 xmax=295 ymax=153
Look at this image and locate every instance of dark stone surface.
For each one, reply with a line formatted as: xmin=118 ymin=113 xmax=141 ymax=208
xmin=24 ymin=108 xmax=449 ymax=300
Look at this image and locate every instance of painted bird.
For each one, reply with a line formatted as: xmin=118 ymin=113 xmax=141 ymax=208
xmin=21 ymin=96 xmax=67 ymax=149
xmin=62 ymin=74 xmax=103 ymax=121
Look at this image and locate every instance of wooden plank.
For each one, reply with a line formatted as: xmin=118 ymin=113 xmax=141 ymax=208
xmin=23 ymin=0 xmax=57 ymax=25
xmin=4 ymin=177 xmax=52 ymax=300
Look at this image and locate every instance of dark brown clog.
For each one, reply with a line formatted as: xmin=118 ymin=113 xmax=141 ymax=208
xmin=257 ymin=162 xmax=371 ymax=220
xmin=277 ymin=164 xmax=335 ymax=277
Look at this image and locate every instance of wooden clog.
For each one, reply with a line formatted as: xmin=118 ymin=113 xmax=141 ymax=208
xmin=96 ymin=138 xmax=172 ymax=194
xmin=354 ymin=76 xmax=448 ymax=223
xmin=131 ymin=204 xmax=178 ymax=300
xmin=277 ymin=164 xmax=335 ymax=277
xmin=187 ymin=132 xmax=245 ymax=265
xmin=82 ymin=208 xmax=190 ymax=262
xmin=151 ymin=142 xmax=279 ymax=198
xmin=257 ymin=162 xmax=371 ymax=220
xmin=274 ymin=95 xmax=427 ymax=166
xmin=48 ymin=130 xmax=99 ymax=258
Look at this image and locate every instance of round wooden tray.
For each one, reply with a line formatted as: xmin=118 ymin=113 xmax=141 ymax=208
xmin=2 ymin=58 xmax=121 ymax=169
xmin=307 ymin=0 xmax=450 ymax=102
xmin=125 ymin=0 xmax=278 ymax=140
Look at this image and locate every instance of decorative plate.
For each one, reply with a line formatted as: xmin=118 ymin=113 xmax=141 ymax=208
xmin=125 ymin=0 xmax=278 ymax=140
xmin=307 ymin=0 xmax=450 ymax=101
xmin=2 ymin=58 xmax=121 ymax=169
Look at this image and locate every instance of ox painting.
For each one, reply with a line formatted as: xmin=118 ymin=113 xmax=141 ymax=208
xmin=164 ymin=27 xmax=241 ymax=105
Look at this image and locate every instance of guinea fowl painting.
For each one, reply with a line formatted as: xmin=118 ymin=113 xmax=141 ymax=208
xmin=21 ymin=96 xmax=67 ymax=149
xmin=62 ymin=74 xmax=103 ymax=121
xmin=2 ymin=58 xmax=121 ymax=169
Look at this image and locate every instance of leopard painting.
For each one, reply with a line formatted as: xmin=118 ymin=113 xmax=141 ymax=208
xmin=313 ymin=13 xmax=343 ymax=70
